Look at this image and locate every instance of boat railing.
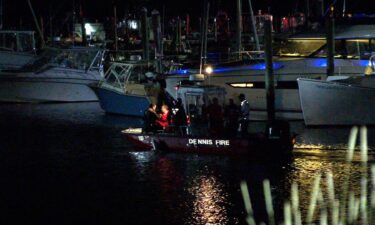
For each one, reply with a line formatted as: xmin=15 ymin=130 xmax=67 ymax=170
xmin=230 ymin=50 xmax=265 ymax=60
xmin=104 ymin=50 xmax=143 ymax=63
xmin=369 ymin=54 xmax=375 ymax=74
xmin=204 ymin=50 xmax=265 ymax=65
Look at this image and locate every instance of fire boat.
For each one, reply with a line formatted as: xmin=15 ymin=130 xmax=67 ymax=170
xmin=122 ymin=78 xmax=295 ymax=156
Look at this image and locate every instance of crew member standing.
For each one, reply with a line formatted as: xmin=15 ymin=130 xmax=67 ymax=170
xmin=238 ymin=93 xmax=250 ymax=135
xmin=224 ymin=98 xmax=239 ymax=136
xmin=207 ymin=97 xmax=224 ymax=136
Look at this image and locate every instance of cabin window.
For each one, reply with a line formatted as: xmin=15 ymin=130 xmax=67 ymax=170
xmin=276 ymin=39 xmax=326 ymax=57
xmin=0 ymin=33 xmax=17 ymax=51
xmin=313 ymin=39 xmax=374 ymax=60
xmin=18 ymin=33 xmax=34 ymax=52
xmin=345 ymin=40 xmax=372 ymax=59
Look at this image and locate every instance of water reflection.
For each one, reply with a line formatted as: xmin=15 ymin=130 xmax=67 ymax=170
xmin=188 ymin=172 xmax=232 ymax=225
xmin=284 ymin=149 xmax=371 ymax=218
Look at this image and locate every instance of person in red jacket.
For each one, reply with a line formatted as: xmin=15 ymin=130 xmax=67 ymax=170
xmin=156 ymin=104 xmax=171 ymax=130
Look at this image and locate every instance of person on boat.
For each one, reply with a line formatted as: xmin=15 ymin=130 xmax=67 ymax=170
xmin=224 ymin=98 xmax=240 ymax=136
xmin=143 ymin=103 xmax=159 ymax=133
xmin=156 ymin=104 xmax=171 ymax=131
xmin=207 ymin=97 xmax=224 ymax=136
xmin=172 ymin=98 xmax=188 ymax=135
xmin=238 ymin=93 xmax=250 ymax=135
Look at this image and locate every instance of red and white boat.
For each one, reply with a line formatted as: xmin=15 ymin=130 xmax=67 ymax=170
xmin=122 ymin=127 xmax=294 ymax=156
xmin=122 ymin=80 xmax=295 ymax=156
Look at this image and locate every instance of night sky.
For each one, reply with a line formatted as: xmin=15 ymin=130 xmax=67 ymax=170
xmin=2 ymin=0 xmax=375 ymax=29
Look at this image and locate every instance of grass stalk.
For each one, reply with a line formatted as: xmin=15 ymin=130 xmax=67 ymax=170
xmin=263 ymin=179 xmax=275 ymax=225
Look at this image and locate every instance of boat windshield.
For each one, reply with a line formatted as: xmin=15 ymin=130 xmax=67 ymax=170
xmin=0 ymin=31 xmax=35 ymax=53
xmin=276 ymin=38 xmax=375 ymax=59
xmin=26 ymin=48 xmax=104 ymax=72
xmin=312 ymin=39 xmax=375 ymax=59
xmin=102 ymin=62 xmax=154 ymax=89
xmin=276 ymin=39 xmax=326 ymax=57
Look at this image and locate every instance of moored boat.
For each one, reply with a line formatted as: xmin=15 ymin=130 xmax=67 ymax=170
xmin=298 ymin=75 xmax=375 ymax=126
xmin=91 ymin=61 xmax=163 ymax=116
xmin=166 ymin=25 xmax=375 ymax=120
xmin=0 ymin=47 xmax=105 ymax=102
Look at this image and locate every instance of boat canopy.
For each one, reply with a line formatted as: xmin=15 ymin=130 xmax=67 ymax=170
xmin=25 ymin=47 xmax=105 ymax=73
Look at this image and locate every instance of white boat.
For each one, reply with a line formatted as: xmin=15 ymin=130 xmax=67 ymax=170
xmin=0 ymin=47 xmax=105 ymax=102
xmin=0 ymin=31 xmax=36 ymax=70
xmin=297 ymin=74 xmax=375 ymax=126
xmin=166 ymin=25 xmax=375 ymax=120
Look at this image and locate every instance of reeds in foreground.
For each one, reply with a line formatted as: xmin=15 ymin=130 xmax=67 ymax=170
xmin=241 ymin=126 xmax=372 ymax=225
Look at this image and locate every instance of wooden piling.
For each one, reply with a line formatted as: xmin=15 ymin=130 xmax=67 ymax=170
xmin=264 ymin=19 xmax=275 ymax=122
xmin=141 ymin=8 xmax=150 ymax=62
xmin=326 ymin=14 xmax=335 ymax=76
xmin=152 ymin=10 xmax=162 ymax=73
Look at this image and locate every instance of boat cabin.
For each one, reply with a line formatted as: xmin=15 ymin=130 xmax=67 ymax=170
xmin=176 ymin=81 xmax=226 ymax=122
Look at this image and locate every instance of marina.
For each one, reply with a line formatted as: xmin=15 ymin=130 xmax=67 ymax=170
xmin=1 ymin=0 xmax=375 ymax=224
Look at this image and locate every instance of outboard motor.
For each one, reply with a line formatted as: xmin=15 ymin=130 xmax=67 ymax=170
xmin=265 ymin=120 xmax=293 ymax=152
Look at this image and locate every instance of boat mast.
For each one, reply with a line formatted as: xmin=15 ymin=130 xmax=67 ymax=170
xmin=114 ymin=5 xmax=118 ymax=51
xmin=236 ymin=0 xmax=242 ymax=59
xmin=27 ymin=0 xmax=45 ymax=48
xmin=248 ymin=0 xmax=260 ymax=51
xmin=72 ymin=0 xmax=75 ymax=46
xmin=0 ymin=0 xmax=3 ymax=29
xmin=199 ymin=0 xmax=209 ymax=74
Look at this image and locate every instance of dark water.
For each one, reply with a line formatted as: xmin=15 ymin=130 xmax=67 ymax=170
xmin=0 ymin=103 xmax=373 ymax=225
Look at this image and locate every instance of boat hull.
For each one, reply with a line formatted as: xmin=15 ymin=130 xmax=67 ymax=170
xmin=122 ymin=130 xmax=294 ymax=156
xmin=0 ymin=76 xmax=99 ymax=102
xmin=0 ymin=51 xmax=35 ymax=70
xmin=298 ymin=78 xmax=375 ymax=125
xmin=92 ymin=86 xmax=150 ymax=117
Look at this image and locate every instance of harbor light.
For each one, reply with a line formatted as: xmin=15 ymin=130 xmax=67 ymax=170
xmin=205 ymin=66 xmax=213 ymax=74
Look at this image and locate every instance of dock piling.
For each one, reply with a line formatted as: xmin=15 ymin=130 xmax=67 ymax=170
xmin=326 ymin=11 xmax=335 ymax=77
xmin=152 ymin=10 xmax=162 ymax=73
xmin=264 ymin=19 xmax=275 ymax=122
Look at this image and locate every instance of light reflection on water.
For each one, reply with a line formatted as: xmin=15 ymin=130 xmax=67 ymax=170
xmin=188 ymin=174 xmax=231 ymax=225
xmin=284 ymin=149 xmax=371 ymax=220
